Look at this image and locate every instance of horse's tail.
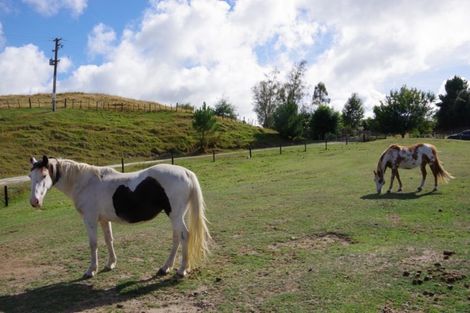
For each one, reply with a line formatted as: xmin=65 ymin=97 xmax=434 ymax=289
xmin=186 ymin=170 xmax=211 ymax=270
xmin=432 ymin=148 xmax=454 ymax=183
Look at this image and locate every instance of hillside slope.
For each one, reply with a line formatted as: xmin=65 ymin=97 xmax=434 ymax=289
xmin=0 ymin=104 xmax=280 ymax=177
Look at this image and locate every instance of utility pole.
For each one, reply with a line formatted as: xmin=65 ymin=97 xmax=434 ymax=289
xmin=49 ymin=37 xmax=62 ymax=112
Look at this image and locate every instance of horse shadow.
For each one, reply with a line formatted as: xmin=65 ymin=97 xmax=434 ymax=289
xmin=361 ymin=190 xmax=438 ymax=200
xmin=0 ymin=274 xmax=181 ymax=313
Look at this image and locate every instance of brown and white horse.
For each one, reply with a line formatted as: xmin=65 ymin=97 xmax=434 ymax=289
xmin=29 ymin=156 xmax=210 ymax=278
xmin=373 ymin=143 xmax=453 ymax=194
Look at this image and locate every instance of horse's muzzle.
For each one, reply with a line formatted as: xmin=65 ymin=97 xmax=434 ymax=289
xmin=30 ymin=198 xmax=41 ymax=208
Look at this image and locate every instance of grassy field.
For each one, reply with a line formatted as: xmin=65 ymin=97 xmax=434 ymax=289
xmin=0 ymin=107 xmax=280 ymax=177
xmin=0 ymin=138 xmax=469 ymax=312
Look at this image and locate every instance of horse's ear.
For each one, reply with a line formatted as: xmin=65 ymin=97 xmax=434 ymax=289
xmin=42 ymin=155 xmax=49 ymax=166
xmin=30 ymin=156 xmax=37 ymax=165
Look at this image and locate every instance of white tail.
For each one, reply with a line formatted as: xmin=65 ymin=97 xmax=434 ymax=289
xmin=435 ymin=156 xmax=454 ymax=184
xmin=186 ymin=171 xmax=211 ymax=270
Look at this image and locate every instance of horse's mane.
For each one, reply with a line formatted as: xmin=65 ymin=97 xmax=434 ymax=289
xmin=376 ymin=144 xmax=402 ymax=174
xmin=56 ymin=158 xmax=117 ymax=182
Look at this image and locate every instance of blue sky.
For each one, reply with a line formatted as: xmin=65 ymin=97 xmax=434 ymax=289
xmin=1 ymin=0 xmax=470 ymax=121
xmin=1 ymin=1 xmax=147 ymax=73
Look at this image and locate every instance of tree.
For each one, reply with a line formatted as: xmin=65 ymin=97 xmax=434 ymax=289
xmin=271 ymin=61 xmax=309 ymax=139
xmin=342 ymin=93 xmax=365 ymax=135
xmin=283 ymin=60 xmax=307 ymax=105
xmin=309 ymin=104 xmax=340 ymax=140
xmin=214 ymin=98 xmax=237 ymax=119
xmin=253 ymin=70 xmax=281 ymax=128
xmin=373 ymin=85 xmax=434 ymax=138
xmin=192 ymin=102 xmax=217 ymax=151
xmin=273 ymin=100 xmax=304 ymax=139
xmin=436 ymin=76 xmax=470 ymax=130
xmin=311 ymin=82 xmax=330 ymax=107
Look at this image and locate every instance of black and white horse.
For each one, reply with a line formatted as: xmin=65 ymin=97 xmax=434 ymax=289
xmin=29 ymin=156 xmax=210 ymax=278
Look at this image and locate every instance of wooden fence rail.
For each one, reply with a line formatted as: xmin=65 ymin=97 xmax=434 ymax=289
xmin=0 ymin=98 xmax=191 ymax=113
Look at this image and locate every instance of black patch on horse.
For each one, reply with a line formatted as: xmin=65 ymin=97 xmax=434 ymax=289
xmin=112 ymin=176 xmax=171 ymax=223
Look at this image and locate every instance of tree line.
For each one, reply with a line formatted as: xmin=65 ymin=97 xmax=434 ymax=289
xmin=191 ymin=66 xmax=470 ymax=150
xmin=253 ymin=61 xmax=470 ymax=139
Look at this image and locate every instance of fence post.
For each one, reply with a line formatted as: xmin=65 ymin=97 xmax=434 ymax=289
xmin=304 ymin=142 xmax=307 ymax=152
xmin=171 ymin=151 xmax=174 ymax=165
xmin=121 ymin=158 xmax=125 ymax=173
xmin=212 ymin=150 xmax=216 ymax=162
xmin=4 ymin=185 xmax=8 ymax=207
xmin=64 ymin=98 xmax=67 ymax=108
xmin=29 ymin=97 xmax=32 ymax=109
xmin=325 ymin=138 xmax=328 ymax=150
xmin=249 ymin=146 xmax=252 ymax=159
xmin=279 ymin=144 xmax=282 ymax=155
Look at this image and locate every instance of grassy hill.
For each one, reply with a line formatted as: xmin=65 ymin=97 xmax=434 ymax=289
xmin=0 ymin=93 xmax=281 ymax=177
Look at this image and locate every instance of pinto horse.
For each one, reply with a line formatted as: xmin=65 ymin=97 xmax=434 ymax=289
xmin=29 ymin=156 xmax=210 ymax=278
xmin=373 ymin=143 xmax=453 ymax=194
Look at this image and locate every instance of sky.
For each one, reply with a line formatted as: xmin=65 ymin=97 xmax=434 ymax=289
xmin=1 ymin=0 xmax=470 ymax=123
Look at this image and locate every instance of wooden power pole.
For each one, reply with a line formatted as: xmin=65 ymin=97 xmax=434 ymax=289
xmin=50 ymin=37 xmax=62 ymax=112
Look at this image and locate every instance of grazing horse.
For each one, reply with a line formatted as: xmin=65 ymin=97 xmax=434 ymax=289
xmin=373 ymin=143 xmax=453 ymax=194
xmin=28 ymin=156 xmax=210 ymax=278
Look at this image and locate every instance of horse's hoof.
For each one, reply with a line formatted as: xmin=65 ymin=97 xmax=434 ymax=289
xmin=82 ymin=272 xmax=94 ymax=279
xmin=416 ymin=187 xmax=422 ymax=192
xmin=176 ymin=270 xmax=187 ymax=278
xmin=157 ymin=268 xmax=169 ymax=276
xmin=432 ymin=188 xmax=438 ymax=192
xmin=397 ymin=188 xmax=403 ymax=192
xmin=387 ymin=190 xmax=391 ymax=194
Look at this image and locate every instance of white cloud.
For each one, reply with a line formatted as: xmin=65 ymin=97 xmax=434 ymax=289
xmin=87 ymin=23 xmax=117 ymax=58
xmin=22 ymin=0 xmax=87 ymax=17
xmin=5 ymin=0 xmax=470 ymax=121
xmin=62 ymin=0 xmax=326 ymax=119
xmin=301 ymin=0 xmax=470 ymax=113
xmin=0 ymin=44 xmax=51 ymax=94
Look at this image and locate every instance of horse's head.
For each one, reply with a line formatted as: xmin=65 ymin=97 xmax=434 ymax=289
xmin=373 ymin=170 xmax=385 ymax=194
xmin=29 ymin=156 xmax=54 ymax=208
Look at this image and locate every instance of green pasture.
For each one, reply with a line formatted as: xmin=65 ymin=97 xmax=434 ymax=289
xmin=0 ymin=139 xmax=469 ymax=312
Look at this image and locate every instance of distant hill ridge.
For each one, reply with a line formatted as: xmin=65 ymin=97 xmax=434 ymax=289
xmin=0 ymin=92 xmax=177 ymax=112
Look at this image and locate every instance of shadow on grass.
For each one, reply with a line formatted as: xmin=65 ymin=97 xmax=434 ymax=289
xmin=0 ymin=274 xmax=181 ymax=313
xmin=361 ymin=190 xmax=438 ymax=200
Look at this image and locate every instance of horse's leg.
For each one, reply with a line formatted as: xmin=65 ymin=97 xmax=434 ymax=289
xmin=158 ymin=226 xmax=180 ymax=276
xmin=100 ymin=220 xmax=117 ymax=270
xmin=417 ymin=163 xmax=427 ymax=192
xmin=396 ymin=170 xmax=403 ymax=192
xmin=174 ymin=216 xmax=190 ymax=277
xmin=83 ymin=217 xmax=99 ymax=278
xmin=430 ymin=163 xmax=438 ymax=192
xmin=387 ymin=169 xmax=396 ymax=193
